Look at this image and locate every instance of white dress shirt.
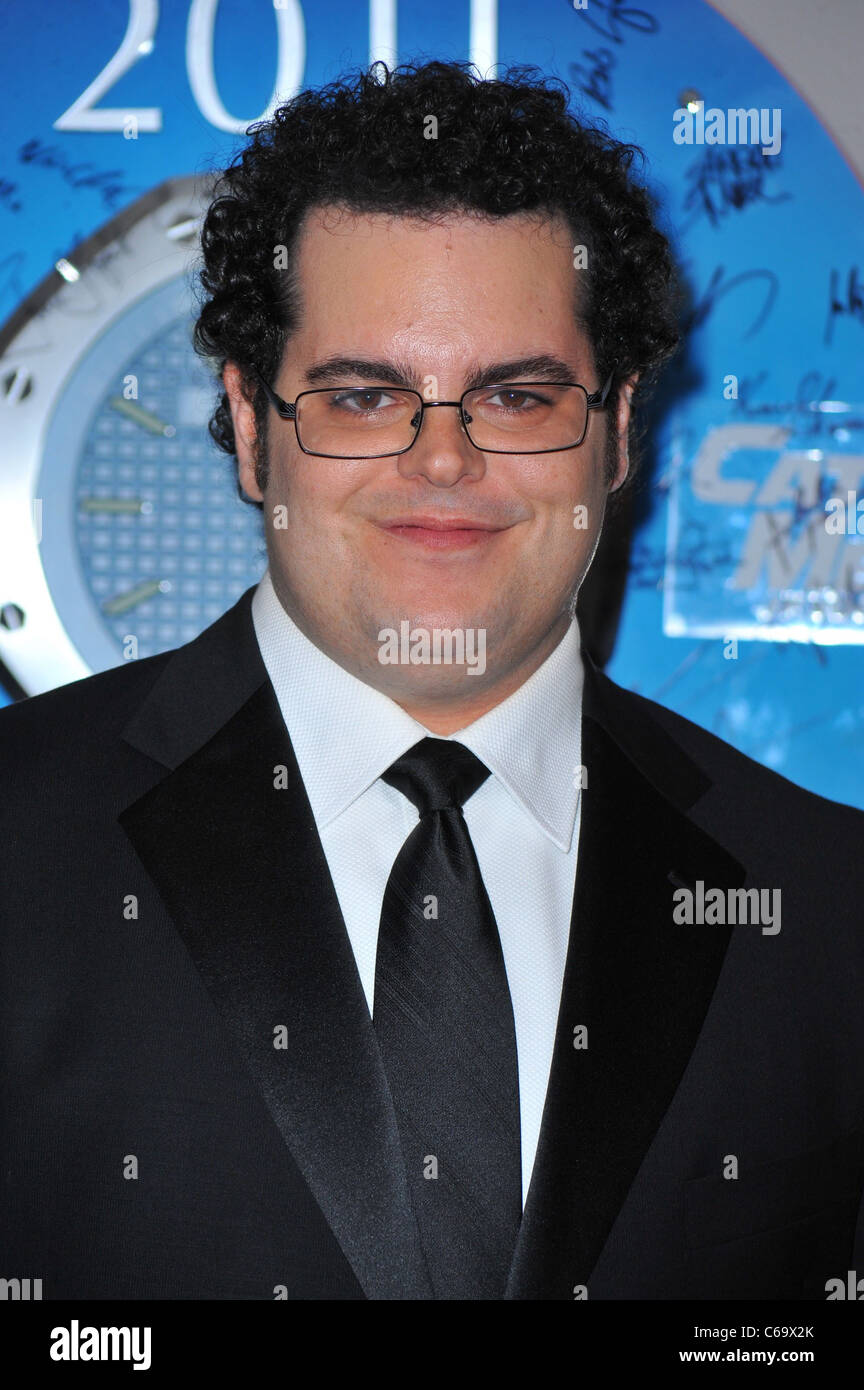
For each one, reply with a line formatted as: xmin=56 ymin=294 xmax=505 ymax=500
xmin=251 ymin=569 xmax=584 ymax=1207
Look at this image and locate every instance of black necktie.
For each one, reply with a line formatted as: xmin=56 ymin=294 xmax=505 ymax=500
xmin=373 ymin=737 xmax=522 ymax=1299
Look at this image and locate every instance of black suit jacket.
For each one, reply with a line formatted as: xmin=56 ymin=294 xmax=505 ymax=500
xmin=2 ymin=585 xmax=863 ymax=1300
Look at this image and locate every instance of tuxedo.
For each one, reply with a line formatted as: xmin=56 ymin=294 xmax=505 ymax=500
xmin=2 ymin=584 xmax=863 ymax=1300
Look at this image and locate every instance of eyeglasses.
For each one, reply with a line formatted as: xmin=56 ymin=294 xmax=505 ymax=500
xmin=253 ymin=367 xmax=615 ymax=459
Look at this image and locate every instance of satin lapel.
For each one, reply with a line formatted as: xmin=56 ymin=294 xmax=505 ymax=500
xmin=506 ymin=668 xmax=746 ymax=1300
xmin=118 ymin=606 xmax=432 ymax=1301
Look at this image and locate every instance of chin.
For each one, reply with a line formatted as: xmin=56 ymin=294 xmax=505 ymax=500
xmin=374 ymin=665 xmax=493 ymax=704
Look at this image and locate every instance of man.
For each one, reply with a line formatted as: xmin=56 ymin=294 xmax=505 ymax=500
xmin=2 ymin=61 xmax=863 ymax=1302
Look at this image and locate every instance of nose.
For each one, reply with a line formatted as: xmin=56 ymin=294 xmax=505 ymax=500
xmin=396 ymin=401 xmax=487 ymax=487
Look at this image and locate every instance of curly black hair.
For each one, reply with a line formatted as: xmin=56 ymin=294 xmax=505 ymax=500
xmin=193 ymin=59 xmax=681 ymax=500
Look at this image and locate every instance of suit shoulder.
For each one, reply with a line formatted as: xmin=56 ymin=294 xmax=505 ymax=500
xmin=614 ymin=679 xmax=864 ymax=828
xmin=0 ymin=651 xmax=172 ymax=754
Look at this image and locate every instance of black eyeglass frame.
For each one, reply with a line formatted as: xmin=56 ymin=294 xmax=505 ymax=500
xmin=252 ymin=365 xmax=616 ymax=459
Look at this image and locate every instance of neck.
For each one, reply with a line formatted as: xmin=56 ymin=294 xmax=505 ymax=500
xmin=392 ymin=616 xmax=571 ymax=734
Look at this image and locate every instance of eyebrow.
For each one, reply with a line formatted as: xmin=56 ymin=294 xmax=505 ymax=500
xmin=303 ymin=353 xmax=583 ymax=391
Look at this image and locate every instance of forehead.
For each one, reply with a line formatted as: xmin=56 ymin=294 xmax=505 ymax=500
xmin=288 ymin=205 xmax=593 ymax=371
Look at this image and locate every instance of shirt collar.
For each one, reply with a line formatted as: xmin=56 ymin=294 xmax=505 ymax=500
xmin=252 ymin=569 xmax=583 ymax=851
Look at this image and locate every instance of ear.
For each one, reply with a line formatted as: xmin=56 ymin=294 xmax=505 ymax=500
xmin=223 ymin=362 xmax=265 ymax=503
xmin=609 ymin=374 xmax=639 ymax=493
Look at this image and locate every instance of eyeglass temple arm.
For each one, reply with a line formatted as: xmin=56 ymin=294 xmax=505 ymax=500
xmin=253 ymin=367 xmax=296 ymax=419
xmin=586 ymin=367 xmax=616 ymax=410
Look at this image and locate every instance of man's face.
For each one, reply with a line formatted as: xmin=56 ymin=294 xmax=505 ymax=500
xmin=227 ymin=207 xmax=632 ymax=730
